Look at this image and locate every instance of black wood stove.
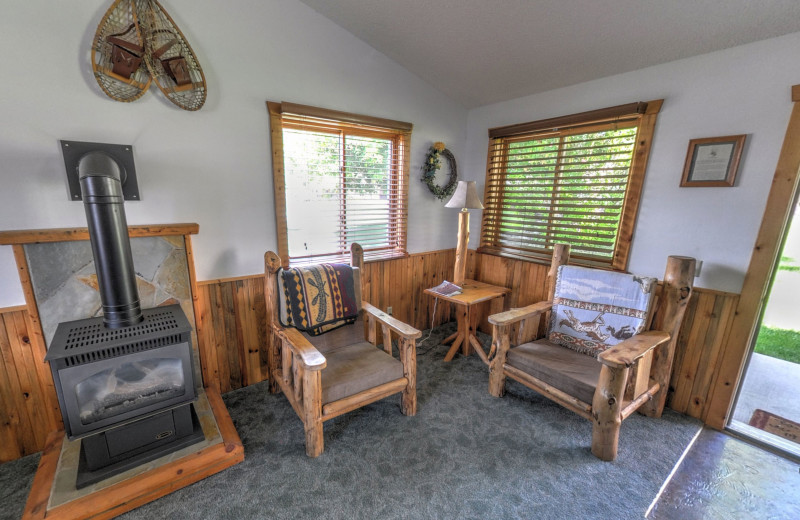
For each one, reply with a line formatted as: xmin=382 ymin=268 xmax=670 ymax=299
xmin=45 ymin=150 xmax=203 ymax=488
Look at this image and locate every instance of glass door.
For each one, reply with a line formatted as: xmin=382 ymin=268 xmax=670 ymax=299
xmin=729 ymin=202 xmax=800 ymax=457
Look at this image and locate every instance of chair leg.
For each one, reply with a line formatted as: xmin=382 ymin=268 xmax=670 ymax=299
xmin=488 ymin=324 xmax=510 ymax=397
xmin=399 ymin=337 xmax=417 ymax=416
xmin=268 ymin=330 xmax=281 ymax=394
xmin=591 ymin=364 xmax=628 ymax=461
xmin=303 ymin=369 xmax=324 ymax=457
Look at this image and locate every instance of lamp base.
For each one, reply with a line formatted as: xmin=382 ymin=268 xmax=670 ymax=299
xmin=454 ymin=209 xmax=469 ymax=286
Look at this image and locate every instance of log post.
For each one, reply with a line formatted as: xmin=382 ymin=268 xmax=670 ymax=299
xmin=399 ymin=337 xmax=417 ymax=416
xmin=641 ymin=255 xmax=695 ymax=417
xmin=349 ymin=242 xmax=364 ymax=271
xmin=281 ymin=338 xmax=292 ymax=387
xmin=302 ymin=368 xmax=324 ymax=457
xmin=444 ymin=305 xmax=468 ymax=361
xmin=463 ymin=303 xmax=474 ymax=356
xmin=350 ymin=243 xmax=370 ymax=341
xmin=264 ymin=251 xmax=282 ymax=394
xmin=591 ymin=364 xmax=629 ymax=461
xmin=381 ymin=324 xmax=392 ymax=355
xmin=367 ymin=315 xmax=378 ymax=346
xmin=293 ymin=353 xmax=303 ymax=405
xmin=453 ymin=210 xmax=469 ymax=286
xmin=488 ymin=324 xmax=510 ymax=397
xmin=547 ymin=244 xmax=571 ymax=300
xmin=542 ymin=244 xmax=570 ymax=335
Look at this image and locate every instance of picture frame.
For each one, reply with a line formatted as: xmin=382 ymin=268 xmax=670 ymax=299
xmin=680 ymin=134 xmax=746 ymax=187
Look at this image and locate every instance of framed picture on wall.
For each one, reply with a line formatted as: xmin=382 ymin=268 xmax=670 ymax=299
xmin=680 ymin=134 xmax=746 ymax=187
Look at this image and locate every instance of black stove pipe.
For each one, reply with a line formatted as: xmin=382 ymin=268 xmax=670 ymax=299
xmin=78 ymin=152 xmax=143 ymax=329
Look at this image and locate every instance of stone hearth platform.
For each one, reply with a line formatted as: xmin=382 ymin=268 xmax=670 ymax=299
xmin=22 ymin=386 xmax=243 ymax=520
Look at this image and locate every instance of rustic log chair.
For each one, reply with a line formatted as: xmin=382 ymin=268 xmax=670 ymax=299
xmin=264 ymin=244 xmax=420 ymax=457
xmin=487 ymin=244 xmax=695 ymax=460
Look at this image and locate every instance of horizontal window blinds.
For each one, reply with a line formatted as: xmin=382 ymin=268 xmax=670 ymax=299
xmin=279 ymin=110 xmax=410 ymax=264
xmin=480 ymin=102 xmax=658 ymax=269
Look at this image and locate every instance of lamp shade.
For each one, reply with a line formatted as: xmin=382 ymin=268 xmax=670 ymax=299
xmin=445 ymin=181 xmax=484 ymax=210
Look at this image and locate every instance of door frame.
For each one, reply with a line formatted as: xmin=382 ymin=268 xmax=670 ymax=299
xmin=705 ymin=84 xmax=800 ymax=429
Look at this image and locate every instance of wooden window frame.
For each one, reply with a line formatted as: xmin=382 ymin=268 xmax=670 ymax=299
xmin=267 ymin=101 xmax=412 ymax=266
xmin=479 ymin=100 xmax=663 ymax=271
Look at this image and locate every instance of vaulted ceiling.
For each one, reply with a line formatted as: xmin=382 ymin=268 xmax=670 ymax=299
xmin=298 ymin=0 xmax=800 ymax=108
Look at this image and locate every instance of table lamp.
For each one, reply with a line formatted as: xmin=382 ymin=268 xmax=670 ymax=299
xmin=445 ymin=181 xmax=484 ymax=286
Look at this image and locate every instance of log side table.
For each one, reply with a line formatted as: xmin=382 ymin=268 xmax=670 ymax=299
xmin=425 ymin=279 xmax=510 ymax=364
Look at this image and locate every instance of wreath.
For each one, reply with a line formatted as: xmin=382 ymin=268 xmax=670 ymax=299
xmin=422 ymin=142 xmax=458 ymax=200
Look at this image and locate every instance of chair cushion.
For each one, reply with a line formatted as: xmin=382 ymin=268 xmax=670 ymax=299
xmin=321 ymin=342 xmax=404 ymax=405
xmin=548 ymin=265 xmax=656 ymax=358
xmin=506 ymin=340 xmax=602 ymax=405
xmin=302 ymin=318 xmax=366 ymax=355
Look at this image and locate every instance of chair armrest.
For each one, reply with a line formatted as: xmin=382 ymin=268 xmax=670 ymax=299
xmin=363 ymin=302 xmax=422 ymax=339
xmin=488 ymin=301 xmax=552 ymax=327
xmin=598 ymin=331 xmax=670 ymax=369
xmin=277 ymin=327 xmax=327 ymax=371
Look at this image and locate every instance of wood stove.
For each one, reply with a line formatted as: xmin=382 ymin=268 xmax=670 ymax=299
xmin=46 ymin=305 xmax=203 ymax=488
xmin=45 ymin=148 xmax=203 ymax=488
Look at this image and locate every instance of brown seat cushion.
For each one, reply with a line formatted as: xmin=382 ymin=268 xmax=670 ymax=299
xmin=506 ymin=339 xmax=602 ymax=405
xmin=303 ymin=318 xmax=366 ymax=354
xmin=321 ymin=341 xmax=404 ymax=405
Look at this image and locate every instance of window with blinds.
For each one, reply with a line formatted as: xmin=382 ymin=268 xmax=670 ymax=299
xmin=267 ymin=102 xmax=411 ymax=265
xmin=480 ymin=101 xmax=662 ymax=270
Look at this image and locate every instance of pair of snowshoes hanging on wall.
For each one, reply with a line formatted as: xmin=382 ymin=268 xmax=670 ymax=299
xmin=92 ymin=0 xmax=206 ymax=111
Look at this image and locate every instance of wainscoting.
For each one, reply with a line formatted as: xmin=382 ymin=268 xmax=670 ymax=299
xmin=0 ymin=306 xmax=60 ymax=462
xmin=195 ymin=276 xmax=269 ymax=395
xmin=0 ymin=248 xmax=739 ymax=463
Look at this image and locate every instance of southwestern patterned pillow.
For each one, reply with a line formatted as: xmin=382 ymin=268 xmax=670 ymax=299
xmin=548 ymin=265 xmax=657 ymax=358
xmin=277 ymin=263 xmax=359 ymax=336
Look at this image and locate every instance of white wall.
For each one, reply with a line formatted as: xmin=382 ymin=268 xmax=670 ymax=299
xmin=465 ymin=32 xmax=800 ymax=294
xmin=3 ymin=3 xmax=798 ymax=307
xmin=0 ymin=0 xmax=467 ymax=307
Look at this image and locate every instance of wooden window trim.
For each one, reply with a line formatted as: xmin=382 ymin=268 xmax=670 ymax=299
xmin=267 ymin=101 xmax=411 ymax=267
xmin=279 ymin=102 xmax=413 ymax=132
xmin=479 ymin=99 xmax=663 ymax=271
xmin=488 ymin=102 xmax=648 ymax=139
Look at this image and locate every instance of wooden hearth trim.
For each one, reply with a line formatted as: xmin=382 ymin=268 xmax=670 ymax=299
xmin=12 ymin=244 xmax=62 ymax=432
xmin=22 ymin=386 xmax=243 ymax=520
xmin=0 ymin=223 xmax=199 ymax=245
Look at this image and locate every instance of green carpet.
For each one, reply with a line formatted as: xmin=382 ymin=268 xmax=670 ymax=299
xmin=0 ymin=323 xmax=700 ymax=519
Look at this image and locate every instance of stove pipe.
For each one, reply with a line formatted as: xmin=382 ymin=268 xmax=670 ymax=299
xmin=78 ymin=152 xmax=143 ymax=329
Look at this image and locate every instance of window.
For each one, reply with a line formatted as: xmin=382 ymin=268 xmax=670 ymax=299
xmin=479 ymin=101 xmax=662 ymax=270
xmin=267 ymin=102 xmax=412 ymax=265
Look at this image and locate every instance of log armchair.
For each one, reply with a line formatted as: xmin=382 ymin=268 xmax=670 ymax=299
xmin=264 ymin=244 xmax=420 ymax=457
xmin=487 ymin=244 xmax=695 ymax=460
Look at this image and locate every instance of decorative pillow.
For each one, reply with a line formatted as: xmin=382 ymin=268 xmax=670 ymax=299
xmin=548 ymin=265 xmax=657 ymax=358
xmin=277 ymin=263 xmax=359 ymax=336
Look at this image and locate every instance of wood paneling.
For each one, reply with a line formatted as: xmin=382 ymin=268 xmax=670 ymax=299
xmin=0 ymin=307 xmax=60 ymax=463
xmin=195 ymin=276 xmax=268 ymax=394
xmin=671 ymin=289 xmax=738 ymax=420
xmin=0 ymin=248 xmax=742 ymax=462
xmin=361 ymin=249 xmax=463 ymax=331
